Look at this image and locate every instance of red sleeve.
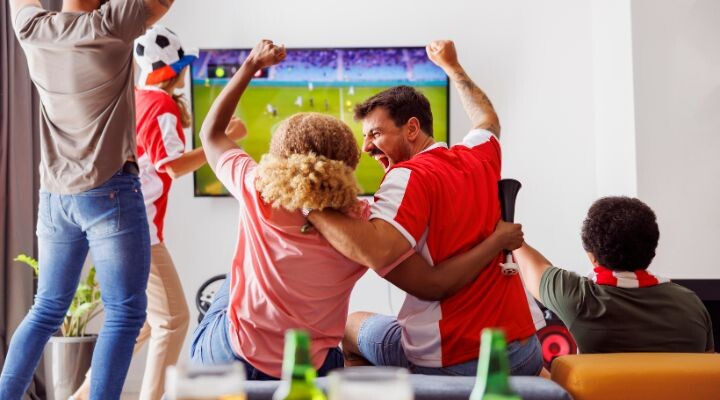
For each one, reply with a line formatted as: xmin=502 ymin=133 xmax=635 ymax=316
xmin=137 ymin=97 xmax=186 ymax=173
xmin=369 ymin=167 xmax=430 ymax=249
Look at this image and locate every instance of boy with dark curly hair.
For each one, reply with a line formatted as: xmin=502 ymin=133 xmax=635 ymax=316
xmin=514 ymin=196 xmax=714 ymax=354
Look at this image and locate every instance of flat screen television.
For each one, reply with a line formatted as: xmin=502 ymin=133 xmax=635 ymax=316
xmin=190 ymin=46 xmax=449 ymax=196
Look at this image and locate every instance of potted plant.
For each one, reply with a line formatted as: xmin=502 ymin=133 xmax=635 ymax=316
xmin=15 ymin=254 xmax=102 ymax=400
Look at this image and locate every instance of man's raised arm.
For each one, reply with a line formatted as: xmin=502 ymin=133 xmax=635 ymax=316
xmin=427 ymin=40 xmax=501 ymax=137
xmin=143 ymin=0 xmax=174 ymax=26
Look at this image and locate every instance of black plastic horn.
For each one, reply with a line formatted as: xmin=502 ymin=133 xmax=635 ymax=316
xmin=499 ymin=179 xmax=522 ymax=223
xmin=498 ymin=179 xmax=522 ymax=276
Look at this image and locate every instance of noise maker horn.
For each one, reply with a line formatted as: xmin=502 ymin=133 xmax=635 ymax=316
xmin=499 ymin=179 xmax=522 ymax=276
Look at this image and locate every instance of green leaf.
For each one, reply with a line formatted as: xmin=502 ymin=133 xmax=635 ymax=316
xmin=75 ymin=284 xmax=92 ymax=303
xmin=85 ymin=267 xmax=95 ymax=287
xmin=14 ymin=254 xmax=39 ymax=277
xmin=72 ymin=302 xmax=95 ymax=320
xmin=16 ymin=253 xmax=104 ymax=337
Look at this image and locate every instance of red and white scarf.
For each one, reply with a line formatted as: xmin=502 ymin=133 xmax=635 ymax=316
xmin=591 ymin=266 xmax=670 ymax=288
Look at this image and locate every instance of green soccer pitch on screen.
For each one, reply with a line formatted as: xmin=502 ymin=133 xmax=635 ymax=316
xmin=191 ymin=47 xmax=449 ymax=197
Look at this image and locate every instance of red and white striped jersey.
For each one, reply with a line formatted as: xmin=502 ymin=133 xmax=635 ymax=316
xmin=370 ymin=129 xmax=537 ymax=367
xmin=135 ymin=87 xmax=186 ymax=244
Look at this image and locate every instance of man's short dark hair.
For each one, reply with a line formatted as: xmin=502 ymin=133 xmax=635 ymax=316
xmin=353 ymin=86 xmax=434 ymax=137
xmin=581 ymin=196 xmax=660 ymax=271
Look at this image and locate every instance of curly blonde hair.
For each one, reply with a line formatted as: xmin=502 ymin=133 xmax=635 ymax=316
xmin=255 ymin=113 xmax=361 ymax=211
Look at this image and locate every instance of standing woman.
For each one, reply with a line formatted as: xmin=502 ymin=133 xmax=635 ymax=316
xmin=72 ymin=26 xmax=246 ymax=400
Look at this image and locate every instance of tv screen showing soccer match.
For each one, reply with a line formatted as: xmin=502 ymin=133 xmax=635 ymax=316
xmin=191 ymin=46 xmax=449 ymax=196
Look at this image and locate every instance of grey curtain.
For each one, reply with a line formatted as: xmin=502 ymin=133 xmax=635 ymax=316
xmin=1 ymin=0 xmax=41 ymax=359
xmin=1 ymin=0 xmax=60 ymax=398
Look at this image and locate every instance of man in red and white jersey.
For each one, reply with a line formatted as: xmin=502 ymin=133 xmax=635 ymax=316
xmin=307 ymin=40 xmax=542 ymax=376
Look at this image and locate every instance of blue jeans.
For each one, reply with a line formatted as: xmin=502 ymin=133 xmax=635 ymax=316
xmin=190 ymin=279 xmax=344 ymax=380
xmin=357 ymin=314 xmax=543 ymax=376
xmin=0 ymin=171 xmax=150 ymax=400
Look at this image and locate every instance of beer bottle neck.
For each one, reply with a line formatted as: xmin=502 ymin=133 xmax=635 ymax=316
xmin=477 ymin=351 xmax=513 ymax=395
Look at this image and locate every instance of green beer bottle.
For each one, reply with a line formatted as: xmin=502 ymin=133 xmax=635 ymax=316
xmin=272 ymin=330 xmax=327 ymax=400
xmin=469 ymin=329 xmax=522 ymax=400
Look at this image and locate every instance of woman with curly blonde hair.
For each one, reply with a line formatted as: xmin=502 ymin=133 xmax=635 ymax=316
xmin=190 ymin=40 xmax=525 ymax=380
xmin=254 ymin=112 xmax=363 ymax=213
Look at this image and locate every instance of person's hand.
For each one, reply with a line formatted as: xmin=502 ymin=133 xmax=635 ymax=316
xmin=492 ymin=220 xmax=524 ymax=251
xmin=426 ymin=40 xmax=460 ymax=71
xmin=225 ymin=116 xmax=247 ymax=141
xmin=344 ymin=199 xmax=371 ymax=220
xmin=246 ymin=39 xmax=286 ymax=70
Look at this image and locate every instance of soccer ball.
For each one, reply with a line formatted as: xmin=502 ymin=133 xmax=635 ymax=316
xmin=135 ymin=25 xmax=184 ymax=71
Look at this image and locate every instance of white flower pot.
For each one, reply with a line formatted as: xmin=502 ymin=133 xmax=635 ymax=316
xmin=42 ymin=335 xmax=96 ymax=400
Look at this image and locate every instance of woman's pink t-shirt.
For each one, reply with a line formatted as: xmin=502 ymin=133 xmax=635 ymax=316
xmin=215 ymin=148 xmax=367 ymax=377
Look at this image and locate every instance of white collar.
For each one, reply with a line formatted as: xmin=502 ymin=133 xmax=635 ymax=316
xmin=418 ymin=142 xmax=448 ymax=154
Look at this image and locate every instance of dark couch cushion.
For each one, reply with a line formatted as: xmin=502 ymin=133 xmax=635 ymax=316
xmin=245 ymin=375 xmax=572 ymax=400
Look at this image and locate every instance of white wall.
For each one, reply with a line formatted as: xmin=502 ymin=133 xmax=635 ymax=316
xmin=591 ymin=0 xmax=637 ymax=197
xmin=125 ymin=0 xmax=604 ymax=391
xmin=631 ymin=0 xmax=720 ymax=279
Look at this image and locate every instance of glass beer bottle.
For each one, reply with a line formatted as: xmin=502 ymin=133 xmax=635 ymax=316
xmin=470 ymin=329 xmax=522 ymax=400
xmin=273 ymin=330 xmax=327 ymax=400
